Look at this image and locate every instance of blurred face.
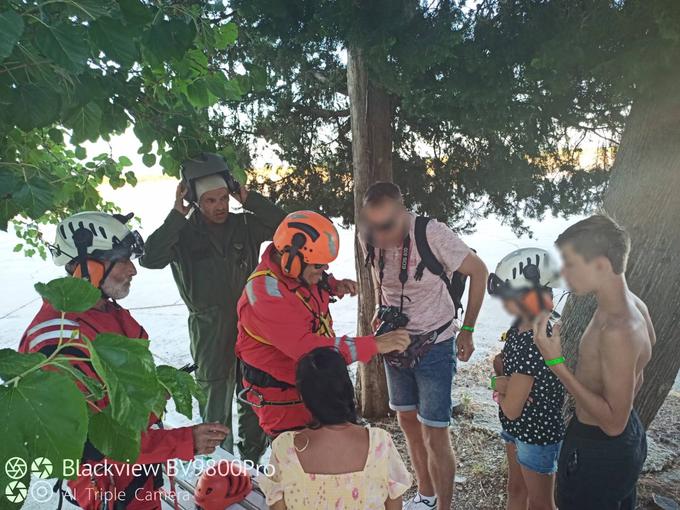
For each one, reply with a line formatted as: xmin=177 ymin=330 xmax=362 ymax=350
xmin=301 ymin=262 xmax=329 ymax=286
xmin=501 ymin=298 xmax=523 ymax=318
xmin=361 ymin=200 xmax=408 ymax=249
xmin=558 ymin=242 xmax=604 ymax=295
xmin=101 ymin=259 xmax=136 ymax=300
xmin=199 ymin=188 xmax=230 ymax=224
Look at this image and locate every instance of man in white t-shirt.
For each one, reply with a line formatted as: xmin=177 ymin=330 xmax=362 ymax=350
xmin=359 ymin=182 xmax=488 ymax=510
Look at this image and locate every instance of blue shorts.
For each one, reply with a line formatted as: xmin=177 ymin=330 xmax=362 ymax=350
xmin=384 ymin=337 xmax=457 ymax=428
xmin=501 ymin=430 xmax=562 ymax=475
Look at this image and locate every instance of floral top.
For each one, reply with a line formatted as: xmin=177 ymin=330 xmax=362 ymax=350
xmin=257 ymin=427 xmax=412 ymax=509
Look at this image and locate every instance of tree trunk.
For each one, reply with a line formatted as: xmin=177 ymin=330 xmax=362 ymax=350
xmin=560 ymin=78 xmax=680 ymax=428
xmin=347 ymin=44 xmax=395 ymax=419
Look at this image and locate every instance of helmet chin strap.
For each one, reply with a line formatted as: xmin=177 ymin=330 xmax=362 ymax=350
xmin=98 ymin=261 xmax=117 ymax=300
xmin=73 ymin=227 xmax=94 ymax=282
xmin=72 ymin=226 xmax=116 ymax=298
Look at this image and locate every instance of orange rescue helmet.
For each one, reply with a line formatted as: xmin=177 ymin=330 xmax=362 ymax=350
xmin=273 ymin=210 xmax=340 ymax=278
xmin=194 ymin=460 xmax=252 ymax=510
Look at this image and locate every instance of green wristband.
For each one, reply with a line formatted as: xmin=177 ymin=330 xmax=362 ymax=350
xmin=490 ymin=376 xmax=497 ymax=390
xmin=461 ymin=325 xmax=475 ymax=333
xmin=545 ymin=356 xmax=566 ymax=367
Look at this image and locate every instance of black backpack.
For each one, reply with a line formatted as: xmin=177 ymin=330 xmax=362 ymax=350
xmin=364 ymin=216 xmax=471 ymax=319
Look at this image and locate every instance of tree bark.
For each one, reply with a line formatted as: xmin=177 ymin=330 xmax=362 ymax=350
xmin=347 ymin=44 xmax=395 ymax=419
xmin=560 ymin=78 xmax=680 ymax=428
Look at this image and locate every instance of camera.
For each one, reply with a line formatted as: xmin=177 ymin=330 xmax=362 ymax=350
xmin=375 ymin=305 xmax=409 ymax=336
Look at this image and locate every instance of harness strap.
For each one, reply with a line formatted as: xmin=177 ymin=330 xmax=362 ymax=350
xmin=246 ymin=269 xmax=334 ymax=340
xmin=237 ymin=386 xmax=304 ymax=408
xmin=241 ymin=360 xmax=295 ymax=390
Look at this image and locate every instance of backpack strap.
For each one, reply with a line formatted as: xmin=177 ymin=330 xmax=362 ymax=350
xmin=414 ymin=216 xmax=451 ymax=288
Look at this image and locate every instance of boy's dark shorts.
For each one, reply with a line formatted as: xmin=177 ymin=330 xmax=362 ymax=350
xmin=557 ymin=410 xmax=647 ymax=510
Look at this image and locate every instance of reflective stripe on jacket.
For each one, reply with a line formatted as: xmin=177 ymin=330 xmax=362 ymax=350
xmin=235 ymin=244 xmax=378 ymax=434
xmin=19 ymin=299 xmax=194 ymax=510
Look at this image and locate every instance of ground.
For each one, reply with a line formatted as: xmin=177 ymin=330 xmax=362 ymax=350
xmin=372 ymin=355 xmax=680 ymax=510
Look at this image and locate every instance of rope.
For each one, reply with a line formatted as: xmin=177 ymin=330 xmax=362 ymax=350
xmin=0 ymin=297 xmax=39 ymax=320
xmin=128 ymin=302 xmax=184 ymax=311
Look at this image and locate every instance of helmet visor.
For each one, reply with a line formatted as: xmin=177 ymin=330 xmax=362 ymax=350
xmin=92 ymin=230 xmax=144 ymax=262
xmin=487 ymin=273 xmax=522 ymax=298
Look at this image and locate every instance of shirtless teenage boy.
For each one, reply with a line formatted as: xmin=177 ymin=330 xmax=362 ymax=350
xmin=533 ymin=215 xmax=655 ymax=510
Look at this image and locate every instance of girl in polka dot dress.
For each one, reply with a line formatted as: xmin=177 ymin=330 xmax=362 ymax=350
xmin=488 ymin=248 xmax=566 ymax=510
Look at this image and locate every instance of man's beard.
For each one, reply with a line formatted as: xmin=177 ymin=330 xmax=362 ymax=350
xmin=101 ymin=278 xmax=131 ymax=300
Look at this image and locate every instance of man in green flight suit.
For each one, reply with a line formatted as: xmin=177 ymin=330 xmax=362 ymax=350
xmin=140 ymin=153 xmax=286 ymax=462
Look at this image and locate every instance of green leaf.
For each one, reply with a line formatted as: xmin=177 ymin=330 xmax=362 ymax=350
xmin=206 ymin=73 xmax=242 ymax=101
xmin=0 ymin=349 xmax=46 ymax=381
xmin=13 ymin=178 xmax=54 ymax=218
xmin=48 ymin=128 xmax=64 ymax=144
xmin=0 ymin=168 xmax=21 ymax=195
xmin=125 ymin=171 xmax=137 ymax=186
xmin=214 ymin=22 xmax=238 ymax=50
xmin=159 ymin=153 xmax=180 ymax=176
xmin=91 ymin=17 xmax=139 ymax=66
xmin=34 ymin=277 xmax=101 ymax=313
xmin=142 ymin=153 xmax=156 ymax=167
xmin=11 ymin=84 xmax=62 ymax=130
xmin=89 ymin=333 xmax=164 ymax=431
xmin=156 ymin=365 xmax=205 ymax=419
xmin=88 ymin=407 xmax=141 ymax=463
xmin=222 ymin=79 xmax=243 ymax=101
xmin=0 ymin=198 xmax=19 ymax=231
xmin=63 ymin=0 xmax=119 ymax=20
xmin=232 ymin=166 xmax=247 ymax=186
xmin=64 ymin=102 xmax=103 ymax=144
xmin=118 ymin=0 xmax=154 ymax=26
xmin=118 ymin=155 xmax=132 ymax=167
xmin=74 ymin=146 xmax=87 ymax=160
xmin=51 ymin=360 xmax=105 ymax=401
xmin=0 ymin=10 xmax=24 ymax=61
xmin=186 ymin=79 xmax=212 ymax=108
xmin=0 ymin=369 xmax=89 ymax=480
xmin=143 ymin=19 xmax=196 ymax=62
xmin=36 ymin=23 xmax=90 ymax=72
xmin=12 ymin=243 xmax=22 ymax=252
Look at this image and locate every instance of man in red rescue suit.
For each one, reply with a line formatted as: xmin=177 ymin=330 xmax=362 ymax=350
xmin=236 ymin=210 xmax=410 ymax=436
xmin=19 ymin=211 xmax=229 ymax=510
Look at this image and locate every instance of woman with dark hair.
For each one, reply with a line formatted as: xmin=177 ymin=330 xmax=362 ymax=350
xmin=257 ymin=347 xmax=412 ymax=509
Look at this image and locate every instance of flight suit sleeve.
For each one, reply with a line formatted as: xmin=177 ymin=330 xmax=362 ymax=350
xmin=132 ymin=426 xmax=195 ymax=464
xmin=242 ymin=191 xmax=287 ymax=244
xmin=139 ymin=209 xmax=188 ymax=269
xmin=244 ymin=276 xmax=378 ymax=364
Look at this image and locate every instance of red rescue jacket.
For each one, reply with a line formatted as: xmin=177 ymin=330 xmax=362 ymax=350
xmin=19 ymin=299 xmax=194 ymax=510
xmin=235 ymin=244 xmax=378 ymax=435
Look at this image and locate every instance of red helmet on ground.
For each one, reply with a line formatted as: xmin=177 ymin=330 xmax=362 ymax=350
xmin=194 ymin=460 xmax=252 ymax=510
xmin=273 ymin=210 xmax=340 ymax=278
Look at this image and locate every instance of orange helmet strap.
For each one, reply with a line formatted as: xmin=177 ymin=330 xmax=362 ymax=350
xmin=73 ymin=260 xmax=107 ymax=288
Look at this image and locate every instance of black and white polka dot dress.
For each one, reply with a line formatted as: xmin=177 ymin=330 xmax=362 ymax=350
xmin=499 ymin=324 xmax=565 ymax=445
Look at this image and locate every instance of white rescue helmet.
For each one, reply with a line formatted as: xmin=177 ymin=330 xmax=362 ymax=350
xmin=51 ymin=212 xmax=144 ymax=267
xmin=487 ymin=247 xmax=561 ymax=298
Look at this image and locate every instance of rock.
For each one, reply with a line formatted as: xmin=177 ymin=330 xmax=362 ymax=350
xmin=657 ymin=464 xmax=680 ymax=487
xmin=643 ymin=436 xmax=677 ymax=473
xmin=455 ymin=475 xmax=467 ymax=484
xmin=652 ymin=494 xmax=679 ymax=510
